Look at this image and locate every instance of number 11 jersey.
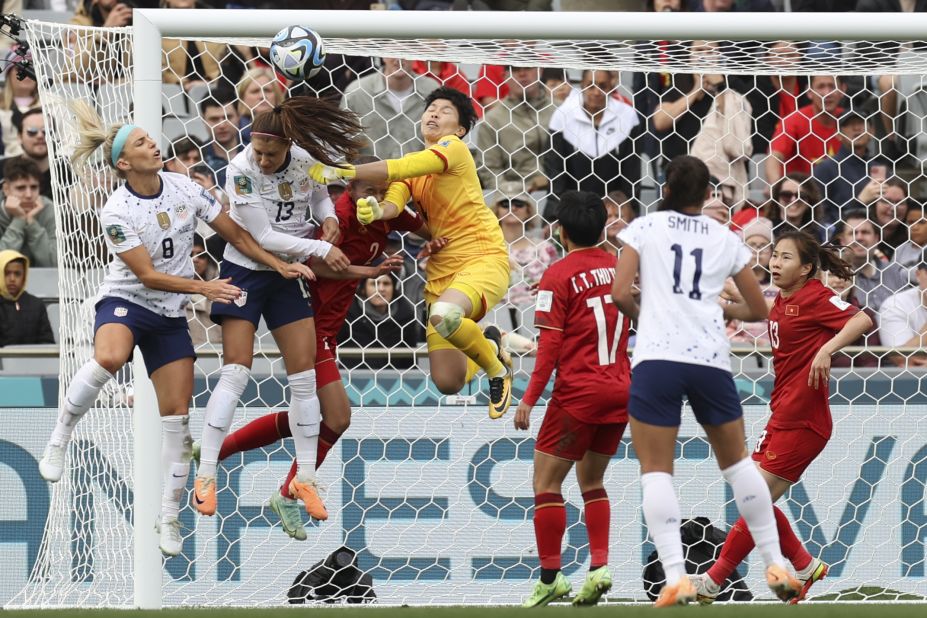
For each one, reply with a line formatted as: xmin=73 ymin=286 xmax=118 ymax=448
xmin=618 ymin=211 xmax=751 ymax=372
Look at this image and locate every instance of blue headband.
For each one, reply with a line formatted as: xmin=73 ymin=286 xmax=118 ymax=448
xmin=111 ymin=124 xmax=139 ymax=166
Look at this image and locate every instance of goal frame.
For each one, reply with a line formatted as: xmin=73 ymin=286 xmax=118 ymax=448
xmin=127 ymin=8 xmax=927 ymax=609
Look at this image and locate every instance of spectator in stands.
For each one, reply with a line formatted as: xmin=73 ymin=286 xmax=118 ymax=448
xmin=476 ymin=66 xmax=554 ymax=192
xmin=164 ymin=136 xmax=204 ymax=176
xmin=766 ymin=74 xmax=846 ymax=185
xmin=11 ymin=109 xmax=51 ymax=200
xmin=0 ymin=249 xmax=54 ymax=346
xmin=0 ymin=157 xmax=55 ymax=267
xmin=603 ymin=189 xmax=639 ymax=253
xmin=412 ymin=61 xmax=471 ymax=100
xmin=878 ymin=248 xmax=927 ymax=365
xmin=541 ymin=68 xmax=572 ymax=106
xmin=339 ymin=273 xmax=418 ymax=369
xmin=545 ymin=69 xmax=641 ymax=201
xmin=824 ymin=269 xmax=882 ymax=369
xmin=199 ymin=87 xmax=242 ymax=188
xmin=235 ymin=66 xmax=285 ymax=144
xmin=473 ymin=64 xmax=508 ymax=114
xmin=341 ymin=57 xmax=440 ymax=160
xmin=739 ymin=41 xmax=808 ymax=157
xmin=0 ymin=43 xmax=39 ymax=157
xmin=646 ymin=50 xmax=721 ymax=165
xmin=726 ymin=216 xmax=776 ymax=347
xmin=869 ymin=177 xmax=910 ymax=256
xmin=492 ymin=182 xmax=559 ymax=337
xmin=893 ymin=203 xmax=927 ymax=282
xmin=68 ymin=1 xmax=134 ymax=83
xmin=692 ymin=0 xmax=775 ymax=11
xmin=812 ymin=110 xmax=884 ymax=226
xmin=161 ymin=0 xmax=229 ymax=91
xmin=835 ymin=210 xmax=908 ymax=311
xmin=732 ymin=172 xmax=823 ymax=240
xmin=690 ymin=76 xmax=754 ymax=205
xmin=187 ymin=234 xmax=221 ymax=347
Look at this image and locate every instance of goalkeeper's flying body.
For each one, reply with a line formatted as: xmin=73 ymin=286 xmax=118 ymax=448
xmin=312 ymin=87 xmax=513 ymax=418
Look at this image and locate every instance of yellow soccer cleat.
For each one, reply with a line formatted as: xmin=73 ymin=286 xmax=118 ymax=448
xmin=791 ymin=558 xmax=828 ymax=604
xmin=483 ymin=325 xmax=513 ymax=419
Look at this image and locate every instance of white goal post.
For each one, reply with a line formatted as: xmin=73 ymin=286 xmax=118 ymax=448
xmin=9 ymin=7 xmax=927 ymax=609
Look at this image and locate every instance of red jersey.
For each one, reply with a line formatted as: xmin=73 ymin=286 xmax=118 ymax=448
xmin=309 ymin=192 xmax=423 ymax=345
xmin=526 ymin=248 xmax=631 ymax=424
xmin=767 ymin=278 xmax=858 ymax=439
xmin=769 ymin=104 xmax=843 ymax=176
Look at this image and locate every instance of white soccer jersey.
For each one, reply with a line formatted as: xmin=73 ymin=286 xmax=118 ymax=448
xmin=99 ymin=172 xmax=223 ymax=318
xmin=223 ymin=144 xmax=334 ymax=271
xmin=618 ymin=211 xmax=752 ymax=372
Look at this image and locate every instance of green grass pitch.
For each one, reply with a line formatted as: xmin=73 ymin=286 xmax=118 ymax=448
xmin=4 ymin=605 xmax=927 ymax=618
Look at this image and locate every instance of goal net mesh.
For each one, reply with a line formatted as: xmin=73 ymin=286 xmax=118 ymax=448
xmin=10 ymin=16 xmax=927 ymax=607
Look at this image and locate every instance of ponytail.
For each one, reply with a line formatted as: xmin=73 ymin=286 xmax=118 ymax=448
xmin=250 ymin=96 xmax=365 ymax=166
xmin=70 ymin=100 xmax=126 ymax=177
xmin=818 ymin=244 xmax=854 ymax=281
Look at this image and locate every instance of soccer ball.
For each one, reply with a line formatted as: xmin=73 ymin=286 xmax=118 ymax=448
xmin=269 ymin=25 xmax=326 ymax=81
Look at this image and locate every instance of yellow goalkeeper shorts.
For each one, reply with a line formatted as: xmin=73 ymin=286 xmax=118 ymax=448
xmin=424 ymin=254 xmax=510 ymax=353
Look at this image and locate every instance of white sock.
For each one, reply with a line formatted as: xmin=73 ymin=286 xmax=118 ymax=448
xmin=722 ymin=457 xmax=786 ymax=569
xmin=50 ymin=359 xmax=113 ymax=446
xmin=641 ymin=471 xmax=686 ymax=586
xmin=198 ymin=364 xmax=249 ymax=477
xmin=161 ymin=415 xmax=192 ymax=521
xmin=287 ymin=369 xmax=320 ymax=482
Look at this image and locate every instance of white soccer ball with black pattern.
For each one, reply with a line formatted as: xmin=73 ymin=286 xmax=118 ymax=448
xmin=269 ymin=25 xmax=326 ymax=81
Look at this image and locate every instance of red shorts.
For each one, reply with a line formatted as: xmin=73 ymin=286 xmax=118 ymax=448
xmin=535 ymin=404 xmax=627 ymax=461
xmin=315 ymin=341 xmax=341 ymax=389
xmin=751 ymin=426 xmax=829 ymax=483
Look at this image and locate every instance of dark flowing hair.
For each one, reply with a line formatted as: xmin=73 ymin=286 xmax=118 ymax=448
xmin=775 ymin=230 xmax=853 ymax=281
xmin=658 ymin=155 xmax=710 ymax=213
xmin=250 ymin=96 xmax=365 ymax=167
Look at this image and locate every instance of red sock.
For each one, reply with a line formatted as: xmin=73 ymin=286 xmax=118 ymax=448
xmin=774 ymin=506 xmax=812 ymax=571
xmin=707 ymin=517 xmax=754 ymax=586
xmin=583 ymin=489 xmax=610 ymax=568
xmin=219 ymin=411 xmax=290 ymax=461
xmin=707 ymin=507 xmax=812 ymax=585
xmin=315 ymin=422 xmax=343 ymax=468
xmin=281 ymin=460 xmax=298 ymax=498
xmin=534 ymin=493 xmax=566 ymax=570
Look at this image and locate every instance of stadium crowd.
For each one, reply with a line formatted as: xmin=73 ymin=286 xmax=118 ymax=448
xmin=1 ymin=0 xmax=927 ymax=369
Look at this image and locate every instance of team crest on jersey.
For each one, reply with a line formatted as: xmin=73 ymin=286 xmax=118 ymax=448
xmin=234 ymin=289 xmax=248 ymax=308
xmin=156 ymin=212 xmax=171 ymax=230
xmin=106 ymin=224 xmax=126 ymax=245
xmin=175 ymin=204 xmax=189 ymax=221
xmin=785 ymin=304 xmax=800 ymax=316
xmin=299 ymin=177 xmax=311 ymax=193
xmin=278 ymin=182 xmax=294 ymax=201
xmin=234 ymin=175 xmax=252 ymax=195
xmin=536 ymin=290 xmax=553 ymax=312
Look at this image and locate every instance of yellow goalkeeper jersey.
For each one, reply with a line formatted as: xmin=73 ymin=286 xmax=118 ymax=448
xmin=388 ymin=135 xmax=508 ymax=282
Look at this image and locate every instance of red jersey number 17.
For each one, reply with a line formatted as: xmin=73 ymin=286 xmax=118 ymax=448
xmin=586 ymin=294 xmax=624 ymax=366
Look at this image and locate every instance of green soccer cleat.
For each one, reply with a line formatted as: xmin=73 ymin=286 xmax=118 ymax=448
xmin=572 ymin=566 xmax=612 ymax=606
xmin=191 ymin=440 xmax=201 ymax=467
xmin=269 ymin=492 xmax=307 ymax=541
xmin=522 ymin=571 xmax=572 ymax=608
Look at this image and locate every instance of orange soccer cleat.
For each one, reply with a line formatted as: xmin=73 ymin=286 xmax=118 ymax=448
xmin=192 ymin=476 xmax=217 ymax=516
xmin=654 ymin=576 xmax=697 ymax=608
xmin=289 ymin=475 xmax=329 ymax=521
xmin=766 ymin=563 xmax=802 ymax=603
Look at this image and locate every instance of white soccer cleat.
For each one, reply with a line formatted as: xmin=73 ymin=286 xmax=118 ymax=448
xmin=690 ymin=572 xmax=720 ymax=605
xmin=39 ymin=442 xmax=67 ymax=483
xmin=158 ymin=518 xmax=183 ymax=557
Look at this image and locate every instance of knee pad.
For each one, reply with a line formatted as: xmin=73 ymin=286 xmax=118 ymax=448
xmin=429 ymin=302 xmax=464 ymax=338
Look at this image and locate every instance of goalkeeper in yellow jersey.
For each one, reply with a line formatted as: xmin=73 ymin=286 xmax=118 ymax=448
xmin=311 ymin=87 xmax=513 ymax=418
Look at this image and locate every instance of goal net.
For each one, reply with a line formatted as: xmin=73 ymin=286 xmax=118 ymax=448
xmin=10 ymin=9 xmax=927 ymax=607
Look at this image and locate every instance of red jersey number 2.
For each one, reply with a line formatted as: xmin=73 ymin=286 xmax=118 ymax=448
xmin=586 ymin=294 xmax=625 ymax=366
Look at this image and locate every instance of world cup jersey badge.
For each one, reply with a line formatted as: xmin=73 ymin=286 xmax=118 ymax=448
xmin=156 ymin=211 xmax=171 ymax=230
xmin=278 ymin=182 xmax=294 ymax=201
